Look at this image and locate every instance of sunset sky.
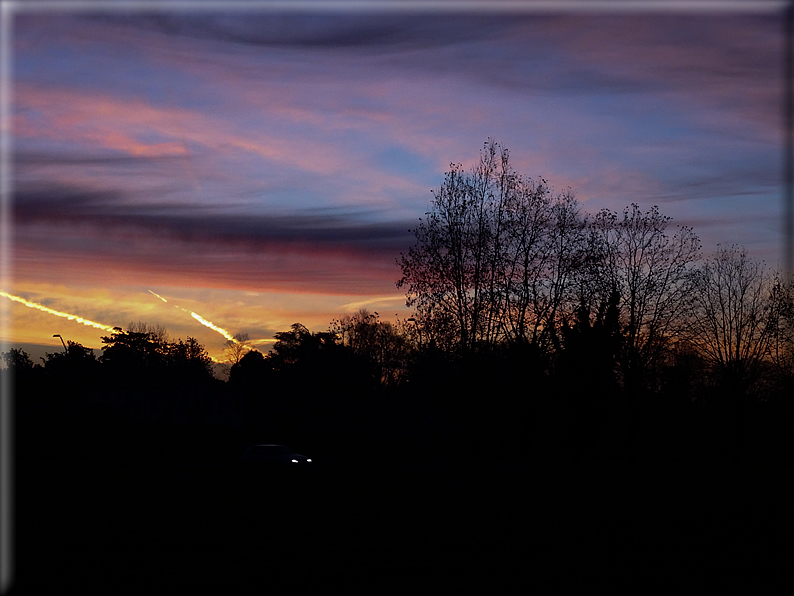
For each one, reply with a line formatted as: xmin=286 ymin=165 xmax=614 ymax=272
xmin=2 ymin=2 xmax=788 ymax=363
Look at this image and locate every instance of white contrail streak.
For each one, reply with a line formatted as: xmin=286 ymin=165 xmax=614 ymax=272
xmin=147 ymin=289 xmax=240 ymax=344
xmin=184 ymin=308 xmax=237 ymax=343
xmin=148 ymin=290 xmax=168 ymax=303
xmin=0 ymin=291 xmax=117 ymax=333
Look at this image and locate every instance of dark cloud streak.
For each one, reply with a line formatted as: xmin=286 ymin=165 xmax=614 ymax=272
xmin=83 ymin=13 xmax=526 ymax=51
xmin=13 ymin=183 xmax=415 ymax=258
xmin=14 ymin=151 xmax=191 ymax=167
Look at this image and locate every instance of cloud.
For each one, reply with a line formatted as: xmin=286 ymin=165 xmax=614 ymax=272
xmin=16 ymin=13 xmax=780 ymax=213
xmin=13 ymin=151 xmax=186 ymax=167
xmin=338 ymin=295 xmax=406 ymax=312
xmin=13 ymin=182 xmax=413 ymax=251
xmin=13 ymin=79 xmax=446 ymax=216
xmin=11 ymin=181 xmax=415 ymax=296
xmin=14 ymin=82 xmax=356 ymax=179
xmin=529 ymin=15 xmax=782 ymax=137
xmin=11 ymin=12 xmax=785 ymax=293
xmin=80 ymin=13 xmax=523 ymax=51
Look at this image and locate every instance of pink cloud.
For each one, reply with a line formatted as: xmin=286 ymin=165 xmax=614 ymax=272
xmin=14 ymin=83 xmax=360 ymax=179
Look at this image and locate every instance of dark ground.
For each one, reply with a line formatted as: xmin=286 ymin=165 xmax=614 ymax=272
xmin=11 ymin=456 xmax=792 ymax=594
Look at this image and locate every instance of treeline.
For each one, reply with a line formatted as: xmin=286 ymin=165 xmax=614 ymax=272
xmin=7 ymin=140 xmax=794 ymax=465
xmin=397 ymin=140 xmax=794 ymax=403
xmin=388 ymin=140 xmax=794 ymax=462
xmin=7 ymin=295 xmax=792 ymax=465
xmin=5 ymin=322 xmax=219 ymax=398
xmin=6 ymin=316 xmax=407 ymax=463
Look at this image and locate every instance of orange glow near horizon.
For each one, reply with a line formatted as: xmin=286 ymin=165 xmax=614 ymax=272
xmin=1 ymin=289 xmax=240 ymax=365
xmin=2 ymin=281 xmax=409 ymax=366
xmin=0 ymin=291 xmax=118 ymax=333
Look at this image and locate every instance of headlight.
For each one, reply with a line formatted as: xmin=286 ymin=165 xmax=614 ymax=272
xmin=306 ymin=459 xmax=312 ymax=463
xmin=291 ymin=459 xmax=299 ymax=463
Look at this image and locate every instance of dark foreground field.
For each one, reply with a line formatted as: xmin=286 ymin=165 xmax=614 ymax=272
xmin=13 ymin=457 xmax=792 ymax=594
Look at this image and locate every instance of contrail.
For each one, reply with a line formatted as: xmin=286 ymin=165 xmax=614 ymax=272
xmin=148 ymin=290 xmax=168 ymax=303
xmin=0 ymin=291 xmax=117 ymax=333
xmin=184 ymin=309 xmax=237 ymax=344
xmin=147 ymin=289 xmax=240 ymax=344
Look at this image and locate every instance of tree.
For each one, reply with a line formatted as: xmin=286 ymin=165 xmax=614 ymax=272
xmin=557 ymin=290 xmax=623 ymax=462
xmin=398 ymin=139 xmax=586 ymax=355
xmin=100 ymin=323 xmax=169 ymax=377
xmin=43 ymin=340 xmax=98 ymax=370
xmin=1 ymin=348 xmax=38 ymax=373
xmin=1 ymin=347 xmax=43 ymax=392
xmin=397 ymin=153 xmax=494 ymax=354
xmin=502 ymin=185 xmax=587 ymax=351
xmin=167 ymin=336 xmax=215 ymax=384
xmin=40 ymin=340 xmax=101 ymax=395
xmin=592 ymin=204 xmax=701 ymax=393
xmin=331 ymin=309 xmax=410 ymax=386
xmin=269 ymin=323 xmax=338 ymax=369
xmin=687 ymin=245 xmax=786 ymax=399
xmin=228 ymin=348 xmax=272 ymax=390
xmin=769 ymin=276 xmax=794 ymax=380
xmin=219 ymin=332 xmax=252 ymax=377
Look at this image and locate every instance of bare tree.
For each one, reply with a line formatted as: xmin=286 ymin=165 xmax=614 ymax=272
xmin=398 ymin=140 xmax=510 ymax=353
xmin=502 ymin=186 xmax=587 ymax=351
xmin=769 ymin=276 xmax=794 ymax=377
xmin=687 ymin=245 xmax=786 ymax=397
xmin=398 ymin=139 xmax=586 ymax=355
xmin=127 ymin=321 xmax=169 ymax=345
xmin=593 ymin=204 xmax=701 ymax=392
xmin=219 ymin=332 xmax=252 ymax=377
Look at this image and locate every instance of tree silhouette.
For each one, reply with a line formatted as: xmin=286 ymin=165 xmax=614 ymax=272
xmin=558 ymin=291 xmax=623 ymax=462
xmin=398 ymin=139 xmax=588 ymax=356
xmin=267 ymin=323 xmax=346 ymax=371
xmin=167 ymin=336 xmax=215 ymax=386
xmin=219 ymin=332 xmax=252 ymax=377
xmin=1 ymin=347 xmax=38 ymax=373
xmin=331 ymin=309 xmax=410 ymax=386
xmin=100 ymin=326 xmax=168 ymax=384
xmin=769 ymin=276 xmax=794 ymax=392
xmin=229 ymin=348 xmax=271 ymax=390
xmin=1 ymin=347 xmax=43 ymax=394
xmin=687 ymin=245 xmax=786 ymax=400
xmin=100 ymin=323 xmax=216 ymax=389
xmin=42 ymin=340 xmax=99 ymax=379
xmin=502 ymin=185 xmax=587 ymax=353
xmin=592 ymin=204 xmax=701 ymax=394
xmin=397 ymin=140 xmax=518 ymax=354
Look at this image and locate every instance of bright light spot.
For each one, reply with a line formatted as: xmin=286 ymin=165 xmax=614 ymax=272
xmin=291 ymin=459 xmax=299 ymax=463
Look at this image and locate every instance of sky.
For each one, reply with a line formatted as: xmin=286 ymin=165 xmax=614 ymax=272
xmin=1 ymin=2 xmax=789 ymax=364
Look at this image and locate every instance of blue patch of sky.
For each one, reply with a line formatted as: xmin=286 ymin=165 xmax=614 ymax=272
xmin=237 ymin=184 xmax=335 ymax=214
xmin=374 ymin=146 xmax=433 ymax=180
xmin=570 ymin=89 xmax=766 ymax=191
